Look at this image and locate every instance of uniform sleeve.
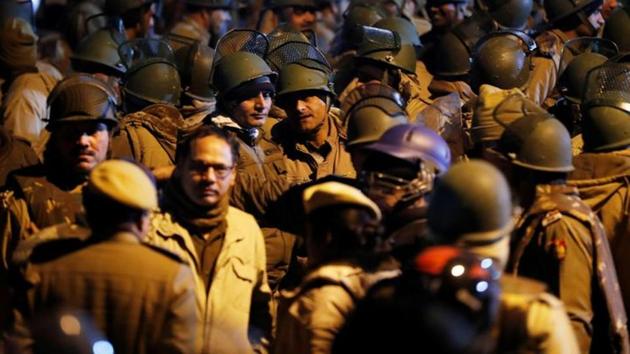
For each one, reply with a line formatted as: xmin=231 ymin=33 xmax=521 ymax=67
xmin=249 ymin=223 xmax=273 ymax=353
xmin=526 ymin=293 xmax=581 ymax=354
xmin=273 ymin=286 xmax=356 ymax=354
xmin=1 ymin=77 xmax=48 ymax=144
xmin=0 ymin=193 xmax=34 ymax=270
xmin=110 ymin=128 xmax=136 ymax=161
xmin=526 ymin=57 xmax=558 ymax=106
xmin=544 ymin=217 xmax=594 ymax=353
xmin=157 ymin=264 xmax=200 ymax=354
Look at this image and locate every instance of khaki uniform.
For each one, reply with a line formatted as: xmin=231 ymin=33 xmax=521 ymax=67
xmin=0 ymin=129 xmax=39 ymax=188
xmin=8 ymin=232 xmax=199 ymax=354
xmin=231 ymin=110 xmax=355 ymax=218
xmin=111 ymin=104 xmax=202 ymax=171
xmin=526 ymin=56 xmax=558 ymax=107
xmin=0 ymin=71 xmax=59 ymax=144
xmin=146 ymin=207 xmax=273 ymax=354
xmin=535 ymin=29 xmax=571 ymax=72
xmin=508 ymin=184 xmax=629 ymax=354
xmin=169 ymin=17 xmax=211 ymax=47
xmin=497 ymin=276 xmax=580 ymax=354
xmin=273 ymin=262 xmax=400 ymax=354
xmin=0 ymin=165 xmax=85 ymax=271
xmin=569 ymin=150 xmax=630 ymax=318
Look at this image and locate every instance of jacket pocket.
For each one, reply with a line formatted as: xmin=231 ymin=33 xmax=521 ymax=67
xmin=227 ymin=258 xmax=257 ymax=313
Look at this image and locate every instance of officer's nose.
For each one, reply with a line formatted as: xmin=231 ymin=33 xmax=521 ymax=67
xmin=296 ymin=99 xmax=308 ymax=113
xmin=77 ymin=133 xmax=91 ymax=147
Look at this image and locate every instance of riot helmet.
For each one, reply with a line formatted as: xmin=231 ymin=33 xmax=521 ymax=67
xmin=480 ymin=0 xmax=533 ymax=29
xmin=496 ymin=95 xmax=574 ymax=172
xmin=342 ymin=82 xmax=408 ymax=148
xmin=174 ymin=42 xmax=216 ymax=102
xmin=557 ymin=37 xmax=618 ymax=104
xmin=71 ymin=27 xmax=127 ymax=77
xmin=427 ymin=160 xmax=513 ymax=269
xmin=581 ymin=62 xmax=630 ymax=152
xmin=470 ymin=30 xmax=537 ymax=93
xmin=603 ymin=7 xmax=630 ymax=52
xmin=46 ymin=74 xmax=119 ymax=130
xmin=119 ymin=38 xmax=182 ymax=111
xmin=355 ymin=25 xmax=416 ymax=75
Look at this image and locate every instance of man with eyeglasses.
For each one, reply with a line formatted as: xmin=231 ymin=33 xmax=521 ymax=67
xmin=357 ymin=123 xmax=451 ymax=264
xmin=147 ymin=125 xmax=272 ymax=354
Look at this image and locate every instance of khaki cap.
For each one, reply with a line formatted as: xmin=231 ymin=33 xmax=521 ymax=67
xmin=303 ymin=181 xmax=381 ymax=220
xmin=87 ymin=160 xmax=157 ymax=210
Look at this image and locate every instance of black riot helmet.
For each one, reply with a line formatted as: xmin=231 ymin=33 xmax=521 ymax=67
xmin=479 ymin=0 xmax=533 ymax=29
xmin=557 ymin=37 xmax=618 ymax=104
xmin=469 ymin=30 xmax=537 ymax=93
xmin=429 ymin=14 xmax=497 ymax=80
xmin=119 ymin=38 xmax=182 ymax=112
xmin=581 ymin=62 xmax=630 ymax=152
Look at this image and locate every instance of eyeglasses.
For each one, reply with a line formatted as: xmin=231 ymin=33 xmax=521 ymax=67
xmin=190 ymin=162 xmax=235 ymax=179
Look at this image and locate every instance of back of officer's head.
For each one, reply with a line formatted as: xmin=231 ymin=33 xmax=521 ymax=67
xmin=82 ymin=159 xmax=157 ymax=235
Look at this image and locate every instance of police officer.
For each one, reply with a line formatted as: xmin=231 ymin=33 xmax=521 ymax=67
xmin=268 ymin=0 xmax=318 ymax=32
xmin=427 ymin=159 xmax=580 ymax=353
xmin=111 ymin=39 xmax=186 ymax=175
xmin=535 ymin=0 xmax=604 ymax=70
xmin=342 ymin=82 xmax=407 ymax=171
xmin=0 ymin=75 xmax=118 ymax=267
xmin=340 ymin=25 xmax=431 ymax=122
xmin=334 ymin=246 xmax=501 ymax=354
xmin=492 ymin=99 xmax=630 ymax=353
xmin=104 ymin=0 xmax=156 ymax=39
xmin=0 ymin=18 xmax=61 ymax=145
xmin=470 ymin=30 xmax=556 ymax=106
xmin=569 ymin=62 xmax=630 ymax=318
xmin=549 ymin=37 xmax=617 ymax=139
xmin=173 ymin=41 xmax=217 ymax=122
xmin=358 ymin=123 xmax=451 ymax=263
xmin=169 ymin=0 xmax=233 ymax=47
xmin=7 ymin=159 xmax=199 ymax=354
xmin=273 ymin=181 xmax=399 ymax=354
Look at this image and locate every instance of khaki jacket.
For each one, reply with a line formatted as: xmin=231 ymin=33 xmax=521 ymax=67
xmin=1 ymin=71 xmax=59 ymax=144
xmin=497 ymin=276 xmax=579 ymax=354
xmin=111 ymin=104 xmax=202 ymax=171
xmin=231 ymin=111 xmax=355 ymax=219
xmin=146 ymin=207 xmax=273 ymax=354
xmin=7 ymin=232 xmax=198 ymax=354
xmin=569 ymin=150 xmax=630 ymax=317
xmin=273 ymin=262 xmax=400 ymax=354
xmin=509 ymin=184 xmax=629 ymax=354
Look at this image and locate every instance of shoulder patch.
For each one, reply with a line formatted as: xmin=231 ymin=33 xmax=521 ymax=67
xmin=542 ymin=210 xmax=562 ymax=227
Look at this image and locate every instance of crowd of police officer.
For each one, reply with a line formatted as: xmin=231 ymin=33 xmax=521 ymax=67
xmin=0 ymin=0 xmax=629 ymax=352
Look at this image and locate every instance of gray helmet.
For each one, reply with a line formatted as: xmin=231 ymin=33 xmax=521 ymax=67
xmin=496 ymin=97 xmax=574 ymax=172
xmin=47 ymin=74 xmax=119 ymax=130
xmin=119 ymin=39 xmax=182 ymax=107
xmin=374 ymin=17 xmax=421 ymax=47
xmin=0 ymin=0 xmax=33 ymax=27
xmin=581 ymin=62 xmax=630 ymax=152
xmin=603 ymin=7 xmax=630 ymax=52
xmin=481 ymin=0 xmax=533 ymax=29
xmin=265 ymin=30 xmax=330 ymax=73
xmin=543 ymin=0 xmax=602 ymax=25
xmin=174 ymin=42 xmax=216 ymax=101
xmin=364 ymin=124 xmax=451 ymax=172
xmin=470 ymin=30 xmax=537 ymax=92
xmin=185 ymin=0 xmax=232 ymax=9
xmin=356 ymin=26 xmax=416 ymax=74
xmin=342 ymin=82 xmax=408 ymax=148
xmin=429 ymin=14 xmax=497 ymax=79
xmin=71 ymin=28 xmax=127 ymax=77
xmin=212 ymin=51 xmax=277 ymax=98
xmin=276 ymin=58 xmax=334 ymax=98
xmin=428 ymin=159 xmax=513 ymax=246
